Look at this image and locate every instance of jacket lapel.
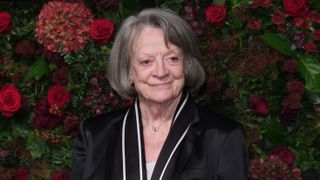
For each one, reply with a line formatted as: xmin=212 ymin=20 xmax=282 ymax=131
xmin=151 ymin=93 xmax=197 ymax=180
xmin=122 ymin=102 xmax=147 ymax=180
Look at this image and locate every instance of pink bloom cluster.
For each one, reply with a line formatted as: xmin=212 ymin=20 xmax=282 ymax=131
xmin=35 ymin=1 xmax=93 ymax=53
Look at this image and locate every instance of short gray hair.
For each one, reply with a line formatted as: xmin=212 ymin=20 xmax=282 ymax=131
xmin=107 ymin=8 xmax=205 ymax=99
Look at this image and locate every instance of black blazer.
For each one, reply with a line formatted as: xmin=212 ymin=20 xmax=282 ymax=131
xmin=71 ymin=104 xmax=248 ymax=180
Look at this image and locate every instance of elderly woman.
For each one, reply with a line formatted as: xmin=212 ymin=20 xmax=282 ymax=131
xmin=71 ymin=8 xmax=248 ymax=180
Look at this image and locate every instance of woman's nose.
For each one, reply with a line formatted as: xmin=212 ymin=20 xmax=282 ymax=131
xmin=154 ymin=60 xmax=169 ymax=78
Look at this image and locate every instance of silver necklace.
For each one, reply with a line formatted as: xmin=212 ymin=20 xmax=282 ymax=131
xmin=151 ymin=120 xmax=166 ymax=132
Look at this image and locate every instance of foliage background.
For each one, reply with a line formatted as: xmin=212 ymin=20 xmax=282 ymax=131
xmin=0 ymin=0 xmax=320 ymax=179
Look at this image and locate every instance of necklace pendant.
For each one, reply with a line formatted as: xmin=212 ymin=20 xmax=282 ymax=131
xmin=152 ymin=126 xmax=160 ymax=132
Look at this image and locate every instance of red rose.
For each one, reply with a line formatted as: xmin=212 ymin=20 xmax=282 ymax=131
xmin=272 ymin=11 xmax=286 ymax=25
xmin=248 ymin=95 xmax=270 ymax=117
xmin=47 ymin=85 xmax=71 ymax=108
xmin=313 ymin=29 xmax=320 ymax=41
xmin=0 ymin=85 xmax=22 ymax=118
xmin=12 ymin=167 xmax=28 ymax=180
xmin=51 ymin=170 xmax=70 ymax=180
xmin=205 ymin=5 xmax=227 ymax=27
xmin=303 ymin=41 xmax=317 ymax=52
xmin=90 ymin=18 xmax=114 ymax=44
xmin=251 ymin=0 xmax=272 ymax=9
xmin=0 ymin=11 xmax=12 ymax=33
xmin=247 ymin=18 xmax=261 ymax=30
xmin=270 ymin=145 xmax=295 ymax=165
xmin=283 ymin=0 xmax=309 ymax=17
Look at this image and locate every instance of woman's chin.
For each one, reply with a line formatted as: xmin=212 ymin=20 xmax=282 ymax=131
xmin=141 ymin=91 xmax=181 ymax=104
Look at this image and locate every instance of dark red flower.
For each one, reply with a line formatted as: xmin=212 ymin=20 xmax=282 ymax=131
xmin=272 ymin=11 xmax=286 ymax=25
xmin=92 ymin=0 xmax=118 ymax=11
xmin=313 ymin=29 xmax=320 ymax=41
xmin=51 ymin=170 xmax=70 ymax=180
xmin=12 ymin=167 xmax=28 ymax=180
xmin=283 ymin=0 xmax=310 ymax=17
xmin=248 ymin=95 xmax=270 ymax=117
xmin=0 ymin=54 xmax=10 ymax=65
xmin=0 ymin=71 xmax=6 ymax=78
xmin=0 ymin=85 xmax=22 ymax=118
xmin=306 ymin=11 xmax=320 ymax=23
xmin=246 ymin=128 xmax=260 ymax=144
xmin=51 ymin=66 xmax=69 ymax=85
xmin=44 ymin=49 xmax=64 ymax=66
xmin=242 ymin=53 xmax=270 ymax=75
xmin=63 ymin=115 xmax=80 ymax=134
xmin=0 ymin=11 xmax=12 ymax=33
xmin=303 ymin=41 xmax=317 ymax=52
xmin=205 ymin=5 xmax=227 ymax=27
xmin=33 ymin=97 xmax=49 ymax=115
xmin=33 ymin=112 xmax=59 ymax=130
xmin=270 ymin=145 xmax=295 ymax=165
xmin=282 ymin=93 xmax=301 ymax=110
xmin=293 ymin=31 xmax=307 ymax=48
xmin=286 ymin=80 xmax=304 ymax=95
xmin=282 ymin=59 xmax=298 ymax=73
xmin=280 ymin=107 xmax=298 ymax=121
xmin=15 ymin=40 xmax=36 ymax=59
xmin=251 ymin=0 xmax=272 ymax=9
xmin=47 ymin=85 xmax=71 ymax=108
xmin=90 ymin=18 xmax=114 ymax=44
xmin=223 ymin=87 xmax=239 ymax=100
xmin=292 ymin=167 xmax=302 ymax=177
xmin=207 ymin=76 xmax=223 ymax=93
xmin=121 ymin=99 xmax=134 ymax=106
xmin=247 ymin=18 xmax=261 ymax=30
xmin=0 ymin=149 xmax=9 ymax=158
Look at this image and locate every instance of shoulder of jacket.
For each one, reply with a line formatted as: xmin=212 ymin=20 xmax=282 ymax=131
xmin=81 ymin=107 xmax=128 ymax=132
xmin=195 ymin=106 xmax=243 ymax=133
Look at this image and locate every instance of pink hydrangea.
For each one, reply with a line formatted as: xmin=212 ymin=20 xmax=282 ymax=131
xmin=35 ymin=1 xmax=93 ymax=53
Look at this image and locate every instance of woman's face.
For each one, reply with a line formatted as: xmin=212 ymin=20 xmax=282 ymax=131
xmin=130 ymin=26 xmax=185 ymax=104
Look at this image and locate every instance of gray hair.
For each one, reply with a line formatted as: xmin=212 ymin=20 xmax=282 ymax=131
xmin=107 ymin=8 xmax=205 ymax=99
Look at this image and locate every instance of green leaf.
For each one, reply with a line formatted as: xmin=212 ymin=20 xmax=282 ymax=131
xmin=312 ymin=0 xmax=320 ymax=11
xmin=12 ymin=120 xmax=29 ymax=138
xmin=26 ymin=133 xmax=48 ymax=159
xmin=314 ymin=134 xmax=320 ymax=150
xmin=261 ymin=33 xmax=295 ymax=57
xmin=27 ymin=56 xmax=50 ymax=80
xmin=262 ymin=117 xmax=287 ymax=146
xmin=305 ymin=90 xmax=320 ymax=105
xmin=295 ymin=150 xmax=315 ymax=171
xmin=228 ymin=16 xmax=242 ymax=30
xmin=297 ymin=54 xmax=320 ymax=93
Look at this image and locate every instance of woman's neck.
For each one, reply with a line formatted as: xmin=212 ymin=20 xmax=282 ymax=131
xmin=138 ymin=93 xmax=182 ymax=124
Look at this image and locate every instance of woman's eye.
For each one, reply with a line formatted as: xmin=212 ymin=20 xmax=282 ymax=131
xmin=140 ymin=60 xmax=152 ymax=65
xmin=169 ymin=57 xmax=180 ymax=62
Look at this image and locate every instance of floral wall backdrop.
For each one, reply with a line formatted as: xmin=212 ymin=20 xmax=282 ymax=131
xmin=0 ymin=0 xmax=320 ymax=179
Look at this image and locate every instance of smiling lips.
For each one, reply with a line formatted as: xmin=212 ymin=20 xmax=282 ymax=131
xmin=151 ymin=82 xmax=172 ymax=87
